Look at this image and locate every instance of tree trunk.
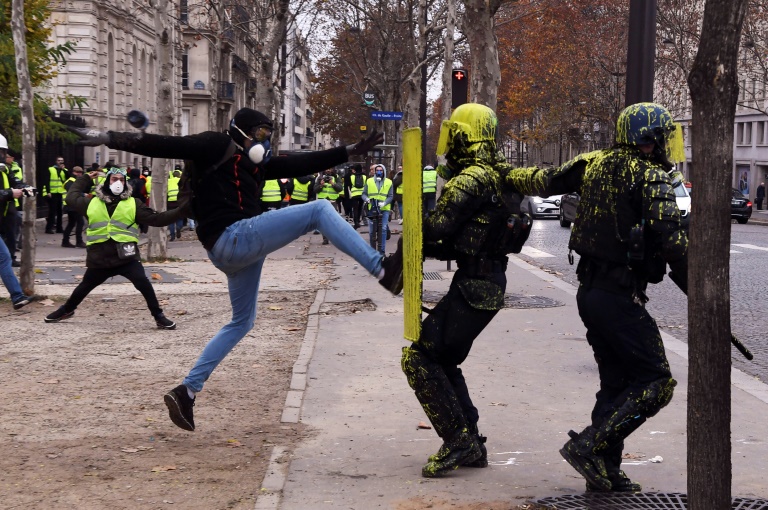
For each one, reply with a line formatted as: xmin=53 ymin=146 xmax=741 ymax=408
xmin=11 ymin=0 xmax=37 ymax=294
xmin=686 ymin=1 xmax=748 ymax=508
xmin=255 ymin=0 xmax=290 ymax=116
xmin=441 ymin=0 xmax=456 ymax=122
xmin=461 ymin=0 xmax=502 ymax=110
xmin=148 ymin=0 xmax=174 ymax=260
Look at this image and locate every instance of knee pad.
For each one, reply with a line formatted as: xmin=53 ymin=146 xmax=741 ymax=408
xmin=641 ymin=377 xmax=677 ymax=418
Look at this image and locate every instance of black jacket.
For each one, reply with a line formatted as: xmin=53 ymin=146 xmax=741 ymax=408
xmin=107 ymin=131 xmax=349 ymax=249
xmin=67 ymin=175 xmax=185 ymax=269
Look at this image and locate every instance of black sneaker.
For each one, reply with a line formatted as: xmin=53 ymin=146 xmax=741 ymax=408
xmin=75 ymin=242 xmax=87 ymax=248
xmin=378 ymin=237 xmax=403 ymax=295
xmin=587 ymin=470 xmax=642 ymax=492
xmin=12 ymin=295 xmax=32 ymax=310
xmin=428 ymin=429 xmax=488 ymax=468
xmin=11 ymin=259 xmax=20 ymax=267
xmin=155 ymin=313 xmax=176 ymax=330
xmin=45 ymin=306 xmax=74 ymax=322
xmin=164 ymin=384 xmax=195 ymax=431
xmin=422 ymin=430 xmax=482 ymax=478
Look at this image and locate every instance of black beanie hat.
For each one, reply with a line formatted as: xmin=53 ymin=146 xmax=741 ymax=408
xmin=230 ymin=108 xmax=272 ymax=147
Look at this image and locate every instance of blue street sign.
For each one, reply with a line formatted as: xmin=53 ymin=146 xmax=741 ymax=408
xmin=371 ymin=111 xmax=403 ymax=120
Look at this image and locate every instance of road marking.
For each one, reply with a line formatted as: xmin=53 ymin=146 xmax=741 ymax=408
xmin=731 ymin=250 xmax=742 ymax=254
xmin=519 ymin=246 xmax=555 ymax=258
xmin=732 ymin=243 xmax=768 ymax=252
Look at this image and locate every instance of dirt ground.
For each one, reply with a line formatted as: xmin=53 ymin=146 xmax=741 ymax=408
xmin=0 ymin=285 xmax=318 ymax=510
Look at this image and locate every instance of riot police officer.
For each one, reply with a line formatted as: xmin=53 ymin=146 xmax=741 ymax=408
xmin=399 ymin=103 xmax=579 ymax=478
xmin=558 ymin=103 xmax=688 ymax=492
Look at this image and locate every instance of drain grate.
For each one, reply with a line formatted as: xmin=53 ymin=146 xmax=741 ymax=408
xmin=421 ymin=291 xmax=562 ymax=309
xmin=529 ymin=493 xmax=768 ymax=510
xmin=423 ymin=272 xmax=444 ymax=281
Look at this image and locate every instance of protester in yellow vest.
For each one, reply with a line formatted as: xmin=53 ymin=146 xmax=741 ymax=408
xmin=43 ymin=156 xmax=68 ymax=234
xmin=167 ymin=167 xmax=184 ymax=240
xmin=289 ymin=175 xmax=314 ymax=205
xmin=422 ymin=164 xmax=438 ymax=212
xmin=61 ymin=166 xmax=86 ymax=248
xmin=362 ymin=164 xmax=393 ymax=254
xmin=44 ymin=166 xmax=187 ymax=329
xmin=4 ymin=150 xmax=24 ymax=266
xmin=313 ymin=169 xmax=343 ymax=244
xmin=347 ymin=163 xmax=367 ymax=229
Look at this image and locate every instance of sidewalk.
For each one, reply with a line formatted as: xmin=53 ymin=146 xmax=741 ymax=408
xmin=263 ymin=235 xmax=768 ymax=509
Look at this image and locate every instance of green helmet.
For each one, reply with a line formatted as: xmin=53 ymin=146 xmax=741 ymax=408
xmin=616 ymin=102 xmax=685 ymax=163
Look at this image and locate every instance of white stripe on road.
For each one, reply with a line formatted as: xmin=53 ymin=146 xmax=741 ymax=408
xmin=731 ymin=250 xmax=742 ymax=254
xmin=732 ymin=243 xmax=768 ymax=252
xmin=519 ymin=246 xmax=555 ymax=258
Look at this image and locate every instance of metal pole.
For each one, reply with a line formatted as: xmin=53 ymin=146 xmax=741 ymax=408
xmin=625 ymin=0 xmax=656 ymax=106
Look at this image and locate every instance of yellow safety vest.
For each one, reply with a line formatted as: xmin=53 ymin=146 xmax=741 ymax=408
xmin=317 ymin=177 xmax=339 ymax=200
xmin=86 ymin=197 xmax=139 ymax=245
xmin=350 ymin=174 xmax=366 ymax=198
xmin=145 ymin=176 xmax=152 ymax=195
xmin=48 ymin=166 xmax=67 ymax=194
xmin=91 ymin=175 xmax=107 ymax=193
xmin=292 ymin=179 xmax=310 ymax=202
xmin=63 ymin=177 xmax=76 ymax=206
xmin=1 ymin=169 xmax=9 ymax=215
xmin=422 ymin=169 xmax=437 ymax=194
xmin=261 ymin=179 xmax=282 ymax=202
xmin=167 ymin=175 xmax=180 ymax=202
xmin=10 ymin=161 xmax=22 ymax=207
xmin=365 ymin=178 xmax=392 ymax=211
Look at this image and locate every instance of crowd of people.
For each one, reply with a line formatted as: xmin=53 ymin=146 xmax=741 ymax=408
xmin=1 ymin=100 xmax=690 ymax=494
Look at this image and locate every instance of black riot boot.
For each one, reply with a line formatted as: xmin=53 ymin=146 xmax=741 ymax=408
xmin=586 ymin=443 xmax=642 ymax=492
xmin=427 ymin=423 xmax=487 ymax=468
xmin=421 ymin=428 xmax=482 ymax=478
xmin=560 ymin=426 xmax=612 ymax=491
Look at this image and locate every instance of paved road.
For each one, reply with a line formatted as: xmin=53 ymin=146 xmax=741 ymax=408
xmin=517 ymin=213 xmax=768 ymax=383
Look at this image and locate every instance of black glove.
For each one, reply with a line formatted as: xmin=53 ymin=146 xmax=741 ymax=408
xmin=69 ymin=127 xmax=111 ymax=147
xmin=346 ymin=130 xmax=383 ymax=156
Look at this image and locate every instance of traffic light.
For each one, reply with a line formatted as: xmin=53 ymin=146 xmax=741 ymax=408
xmin=451 ymin=69 xmax=469 ymax=109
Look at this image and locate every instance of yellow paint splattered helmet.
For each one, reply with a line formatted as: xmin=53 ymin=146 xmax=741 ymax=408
xmin=436 ymin=103 xmax=498 ymax=157
xmin=616 ymin=102 xmax=685 ymax=163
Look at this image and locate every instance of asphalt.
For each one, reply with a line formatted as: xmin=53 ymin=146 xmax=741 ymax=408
xmin=25 ymin=217 xmax=768 ymax=508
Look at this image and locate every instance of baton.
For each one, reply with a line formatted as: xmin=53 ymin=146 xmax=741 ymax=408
xmin=668 ymin=271 xmax=753 ymax=361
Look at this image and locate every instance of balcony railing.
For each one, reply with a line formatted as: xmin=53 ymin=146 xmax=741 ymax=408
xmin=219 ymin=82 xmax=235 ymax=100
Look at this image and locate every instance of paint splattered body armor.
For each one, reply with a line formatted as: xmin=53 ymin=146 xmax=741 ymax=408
xmin=567 ymin=147 xmax=688 ymax=289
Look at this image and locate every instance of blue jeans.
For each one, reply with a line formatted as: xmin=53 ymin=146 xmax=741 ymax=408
xmin=168 ymin=218 xmax=184 ymax=239
xmin=368 ymin=210 xmax=390 ymax=254
xmin=0 ymin=236 xmax=24 ymax=302
xmin=182 ymin=199 xmax=383 ymax=392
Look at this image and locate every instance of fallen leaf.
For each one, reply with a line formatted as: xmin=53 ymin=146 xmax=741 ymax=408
xmin=226 ymin=439 xmax=244 ymax=447
xmin=524 ymin=328 xmax=537 ymax=332
xmin=417 ymin=421 xmax=432 ymax=429
xmin=284 ymin=327 xmax=301 ymax=331
xmin=47 ymin=453 xmax=60 ymax=459
xmin=38 ymin=299 xmax=55 ymax=307
xmin=151 ymin=465 xmax=177 ymax=472
xmin=74 ymin=274 xmax=84 ymax=280
xmin=40 ymin=379 xmax=59 ymax=384
xmin=122 ymin=448 xmax=139 ymax=453
xmin=176 ymin=310 xmax=187 ymax=316
xmin=131 ymin=355 xmax=145 ymax=360
xmin=489 ymin=402 xmax=508 ymax=407
xmin=268 ymin=306 xmax=283 ymax=310
xmin=34 ymin=268 xmax=45 ymax=274
xmin=151 ymin=273 xmax=162 ymax=280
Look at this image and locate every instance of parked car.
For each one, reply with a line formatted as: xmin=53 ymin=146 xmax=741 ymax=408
xmin=558 ymin=181 xmax=692 ymax=228
xmin=731 ymin=188 xmax=753 ymax=224
xmin=521 ymin=194 xmax=564 ymax=219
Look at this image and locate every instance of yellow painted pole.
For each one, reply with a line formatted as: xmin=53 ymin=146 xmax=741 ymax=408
xmin=402 ymin=128 xmax=423 ymax=342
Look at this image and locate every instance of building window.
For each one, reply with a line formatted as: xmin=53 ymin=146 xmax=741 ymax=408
xmin=182 ymin=109 xmax=190 ymax=136
xmin=181 ymin=50 xmax=189 ymax=89
xmin=180 ymin=0 xmax=188 ymax=23
xmin=294 ymin=93 xmax=301 ymax=108
xmin=293 ymin=112 xmax=301 ymax=127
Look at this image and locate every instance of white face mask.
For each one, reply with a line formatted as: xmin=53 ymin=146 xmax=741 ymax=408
xmin=109 ymin=180 xmax=124 ymax=195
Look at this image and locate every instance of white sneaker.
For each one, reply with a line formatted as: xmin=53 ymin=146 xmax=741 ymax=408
xmin=398 ymin=219 xmax=403 ymax=225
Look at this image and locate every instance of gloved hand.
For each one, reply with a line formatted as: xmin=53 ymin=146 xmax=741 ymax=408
xmin=346 ymin=129 xmax=383 ymax=156
xmin=69 ymin=127 xmax=111 ymax=146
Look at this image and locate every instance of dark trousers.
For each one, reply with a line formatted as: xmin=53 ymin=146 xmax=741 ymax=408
xmin=46 ymin=194 xmax=64 ymax=231
xmin=62 ymin=211 xmax=84 ymax=244
xmin=757 ymin=197 xmax=764 ymax=210
xmin=349 ymin=197 xmax=363 ymax=226
xmin=576 ymin=285 xmax=672 ymax=428
xmin=404 ymin=269 xmax=504 ymax=437
xmin=63 ymin=259 xmax=163 ymax=317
